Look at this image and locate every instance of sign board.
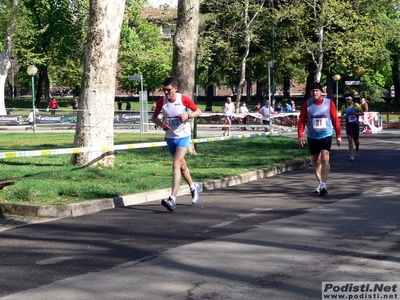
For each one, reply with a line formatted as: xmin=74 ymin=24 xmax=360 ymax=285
xmin=129 ymin=75 xmax=142 ymax=81
xmin=345 ymin=81 xmax=361 ymax=86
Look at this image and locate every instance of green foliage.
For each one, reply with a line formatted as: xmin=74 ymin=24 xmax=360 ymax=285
xmin=199 ymin=0 xmax=400 ymax=101
xmin=12 ymin=0 xmax=88 ymax=93
xmin=117 ymin=1 xmax=173 ymax=94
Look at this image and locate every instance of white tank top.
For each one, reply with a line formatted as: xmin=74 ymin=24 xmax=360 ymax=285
xmin=162 ymin=93 xmax=191 ymax=139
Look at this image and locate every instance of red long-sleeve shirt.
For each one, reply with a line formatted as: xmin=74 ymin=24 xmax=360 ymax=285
xmin=298 ymin=97 xmax=341 ymax=139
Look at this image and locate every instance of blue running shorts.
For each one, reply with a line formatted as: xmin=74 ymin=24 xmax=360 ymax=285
xmin=166 ymin=136 xmax=191 ymax=154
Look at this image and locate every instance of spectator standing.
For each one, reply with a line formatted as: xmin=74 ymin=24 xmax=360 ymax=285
xmin=259 ymin=100 xmax=274 ymax=132
xmin=360 ymin=98 xmax=369 ymax=112
xmin=239 ymin=102 xmax=249 ymax=130
xmin=276 ymin=103 xmax=284 ymax=113
xmin=291 ymin=99 xmax=296 ymax=111
xmin=26 ymin=107 xmax=39 ymax=131
xmin=251 ymin=102 xmax=262 ymax=129
xmin=126 ymin=101 xmax=131 ymax=111
xmin=48 ymin=97 xmax=59 ymax=115
xmin=117 ymin=100 xmax=123 ymax=111
xmin=71 ymin=97 xmax=78 ymax=114
xmin=360 ymin=97 xmax=370 ymax=132
xmin=252 ymin=102 xmax=261 ymax=112
xmin=223 ymin=97 xmax=235 ymax=136
xmin=151 ymin=77 xmax=202 ymax=212
xmin=285 ymin=102 xmax=292 ymax=112
xmin=298 ymin=82 xmax=342 ymax=196
xmin=276 ymin=102 xmax=285 ymax=124
xmin=341 ymin=95 xmax=363 ymax=161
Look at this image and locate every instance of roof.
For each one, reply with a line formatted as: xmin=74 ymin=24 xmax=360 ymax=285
xmin=141 ymin=6 xmax=177 ymax=20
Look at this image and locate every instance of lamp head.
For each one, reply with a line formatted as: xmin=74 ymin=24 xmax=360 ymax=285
xmin=356 ymin=67 xmax=365 ymax=76
xmin=333 ymin=74 xmax=341 ymax=82
xmin=27 ymin=65 xmax=38 ymax=76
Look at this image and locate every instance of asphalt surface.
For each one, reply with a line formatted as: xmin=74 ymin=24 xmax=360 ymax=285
xmin=0 ymin=129 xmax=399 ymax=299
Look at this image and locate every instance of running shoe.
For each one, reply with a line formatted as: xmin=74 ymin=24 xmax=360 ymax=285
xmin=161 ymin=197 xmax=176 ymax=211
xmin=190 ymin=183 xmax=201 ymax=204
xmin=314 ymin=183 xmax=321 ymax=194
xmin=350 ymin=156 xmax=355 ymax=162
xmin=319 ymin=182 xmax=328 ymax=195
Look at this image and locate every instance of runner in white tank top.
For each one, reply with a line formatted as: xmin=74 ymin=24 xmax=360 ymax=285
xmin=151 ymin=77 xmax=202 ymax=212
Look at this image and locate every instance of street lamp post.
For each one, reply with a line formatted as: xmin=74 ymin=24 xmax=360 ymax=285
xmin=333 ymin=74 xmax=341 ymax=109
xmin=27 ymin=65 xmax=38 ymax=133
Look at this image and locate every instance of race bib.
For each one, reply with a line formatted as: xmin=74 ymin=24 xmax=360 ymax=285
xmin=313 ymin=118 xmax=328 ymax=130
xmin=168 ymin=117 xmax=181 ymax=128
xmin=348 ymin=115 xmax=357 ymax=122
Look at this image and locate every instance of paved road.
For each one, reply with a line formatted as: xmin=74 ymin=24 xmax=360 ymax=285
xmin=0 ymin=130 xmax=399 ymax=299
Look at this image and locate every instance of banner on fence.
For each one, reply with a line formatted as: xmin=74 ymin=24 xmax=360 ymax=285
xmin=0 ymin=113 xmax=156 ymax=126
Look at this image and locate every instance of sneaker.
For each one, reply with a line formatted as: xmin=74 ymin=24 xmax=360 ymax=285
xmin=190 ymin=183 xmax=201 ymax=204
xmin=319 ymin=182 xmax=328 ymax=196
xmin=161 ymin=197 xmax=176 ymax=211
xmin=314 ymin=183 xmax=321 ymax=194
xmin=350 ymin=156 xmax=355 ymax=162
xmin=355 ymin=150 xmax=359 ymax=157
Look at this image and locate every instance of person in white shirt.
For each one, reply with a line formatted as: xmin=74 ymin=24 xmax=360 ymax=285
xmin=239 ymin=102 xmax=249 ymax=130
xmin=26 ymin=107 xmax=39 ymax=132
xmin=151 ymin=77 xmax=202 ymax=212
xmin=223 ymin=97 xmax=235 ymax=136
xmin=259 ymin=100 xmax=274 ymax=132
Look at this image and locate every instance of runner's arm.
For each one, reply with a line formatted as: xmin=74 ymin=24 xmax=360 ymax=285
xmin=297 ymin=102 xmax=308 ymax=139
xmin=330 ymin=101 xmax=342 ymax=139
xmin=151 ymin=98 xmax=164 ymax=127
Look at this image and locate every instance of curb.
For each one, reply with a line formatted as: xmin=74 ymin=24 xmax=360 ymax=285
xmin=0 ymin=157 xmax=312 ymax=218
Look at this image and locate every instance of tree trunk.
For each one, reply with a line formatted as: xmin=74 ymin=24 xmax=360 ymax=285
xmin=235 ymin=0 xmax=264 ymax=109
xmin=391 ymin=51 xmax=400 ymax=105
xmin=283 ymin=76 xmax=291 ymax=99
xmin=256 ymin=80 xmax=263 ymax=103
xmin=71 ymin=0 xmax=126 ymax=167
xmin=205 ymin=84 xmax=214 ymax=111
xmin=173 ymin=0 xmax=200 ymax=154
xmin=173 ymin=0 xmax=200 ymax=96
xmin=0 ymin=0 xmax=22 ymax=115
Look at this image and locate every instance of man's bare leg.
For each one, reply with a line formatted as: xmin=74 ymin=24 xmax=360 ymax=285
xmin=171 ymin=147 xmax=188 ymax=197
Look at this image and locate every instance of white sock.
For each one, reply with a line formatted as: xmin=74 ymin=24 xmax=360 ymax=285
xmin=190 ymin=183 xmax=196 ymax=190
xmin=170 ymin=195 xmax=176 ymax=202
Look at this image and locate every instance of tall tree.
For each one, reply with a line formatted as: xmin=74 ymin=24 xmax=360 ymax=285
xmin=0 ymin=0 xmax=22 ymax=115
xmin=173 ymin=0 xmax=201 ymax=97
xmin=71 ymin=0 xmax=126 ymax=167
xmin=14 ymin=0 xmax=88 ymax=104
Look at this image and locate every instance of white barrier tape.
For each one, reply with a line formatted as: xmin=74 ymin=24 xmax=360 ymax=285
xmin=0 ymin=130 xmax=294 ymax=159
xmin=197 ymin=123 xmax=297 ymax=130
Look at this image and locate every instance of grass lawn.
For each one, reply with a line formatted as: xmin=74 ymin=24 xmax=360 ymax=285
xmin=0 ymin=132 xmax=309 ymax=205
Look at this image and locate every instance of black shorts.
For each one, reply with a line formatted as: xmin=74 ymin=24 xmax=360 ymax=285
xmin=307 ymin=136 xmax=332 ymax=155
xmin=346 ymin=123 xmax=359 ymax=140
xmin=262 ymin=120 xmax=270 ymax=125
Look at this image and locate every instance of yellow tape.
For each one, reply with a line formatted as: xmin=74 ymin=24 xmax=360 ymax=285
xmin=0 ymin=131 xmax=291 ymax=159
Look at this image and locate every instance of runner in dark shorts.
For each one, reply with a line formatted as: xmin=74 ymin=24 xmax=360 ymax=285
xmin=307 ymin=136 xmax=332 ymax=156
